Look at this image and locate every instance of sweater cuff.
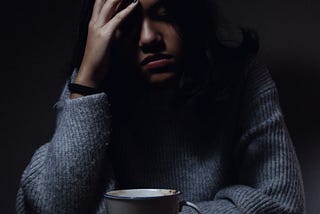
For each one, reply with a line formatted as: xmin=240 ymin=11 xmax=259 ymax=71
xmin=53 ymin=92 xmax=111 ymax=148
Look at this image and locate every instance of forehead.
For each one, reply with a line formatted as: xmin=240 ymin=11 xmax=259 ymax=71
xmin=123 ymin=0 xmax=163 ymax=10
xmin=138 ymin=0 xmax=161 ymax=9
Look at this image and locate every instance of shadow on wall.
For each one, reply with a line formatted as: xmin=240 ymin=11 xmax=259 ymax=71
xmin=269 ymin=60 xmax=320 ymax=214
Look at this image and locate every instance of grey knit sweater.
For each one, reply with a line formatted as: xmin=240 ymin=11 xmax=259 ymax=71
xmin=16 ymin=61 xmax=305 ymax=213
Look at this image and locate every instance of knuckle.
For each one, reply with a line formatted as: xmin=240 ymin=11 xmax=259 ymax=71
xmin=98 ymin=29 xmax=112 ymax=39
xmin=88 ymin=24 xmax=97 ymax=33
xmin=96 ymin=30 xmax=105 ymax=38
xmin=88 ymin=21 xmax=95 ymax=29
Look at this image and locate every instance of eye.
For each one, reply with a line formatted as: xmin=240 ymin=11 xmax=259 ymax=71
xmin=152 ymin=6 xmax=172 ymax=21
xmin=157 ymin=7 xmax=168 ymax=17
xmin=118 ymin=10 xmax=140 ymax=35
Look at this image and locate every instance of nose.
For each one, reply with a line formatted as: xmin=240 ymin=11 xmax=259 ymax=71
xmin=139 ymin=19 xmax=163 ymax=52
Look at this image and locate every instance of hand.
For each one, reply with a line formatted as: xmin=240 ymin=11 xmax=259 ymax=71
xmin=72 ymin=0 xmax=139 ymax=91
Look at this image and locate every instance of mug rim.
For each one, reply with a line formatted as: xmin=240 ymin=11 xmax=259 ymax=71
xmin=104 ymin=188 xmax=182 ymax=200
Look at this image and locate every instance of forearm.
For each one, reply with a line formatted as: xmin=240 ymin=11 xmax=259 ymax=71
xmin=181 ymin=184 xmax=302 ymax=214
xmin=17 ymin=93 xmax=114 ymax=213
xmin=180 ymin=77 xmax=305 ymax=214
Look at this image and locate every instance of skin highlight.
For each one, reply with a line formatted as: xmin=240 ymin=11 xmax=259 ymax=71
xmin=71 ymin=0 xmax=186 ymax=99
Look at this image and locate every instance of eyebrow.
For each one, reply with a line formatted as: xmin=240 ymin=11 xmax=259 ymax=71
xmin=147 ymin=1 xmax=167 ymax=13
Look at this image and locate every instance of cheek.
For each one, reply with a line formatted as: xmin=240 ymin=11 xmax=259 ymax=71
xmin=111 ymin=47 xmax=138 ymax=73
xmin=124 ymin=49 xmax=139 ymax=67
xmin=114 ymin=38 xmax=139 ymax=64
xmin=164 ymin=25 xmax=184 ymax=53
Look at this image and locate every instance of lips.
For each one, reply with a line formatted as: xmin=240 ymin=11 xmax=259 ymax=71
xmin=140 ymin=54 xmax=173 ymax=69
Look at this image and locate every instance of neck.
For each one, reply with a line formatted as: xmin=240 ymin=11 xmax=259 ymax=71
xmin=144 ymin=86 xmax=178 ymax=111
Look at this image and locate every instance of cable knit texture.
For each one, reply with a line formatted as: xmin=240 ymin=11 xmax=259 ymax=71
xmin=16 ymin=61 xmax=305 ymax=213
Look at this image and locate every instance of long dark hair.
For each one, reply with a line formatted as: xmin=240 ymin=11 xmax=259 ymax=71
xmin=68 ymin=0 xmax=259 ymax=110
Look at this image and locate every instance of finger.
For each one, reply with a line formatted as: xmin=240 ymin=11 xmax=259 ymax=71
xmin=91 ymin=0 xmax=106 ymax=23
xmin=103 ymin=0 xmax=139 ymax=32
xmin=96 ymin=0 xmax=123 ymax=27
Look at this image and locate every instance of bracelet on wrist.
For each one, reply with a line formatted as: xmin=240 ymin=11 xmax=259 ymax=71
xmin=68 ymin=82 xmax=103 ymax=96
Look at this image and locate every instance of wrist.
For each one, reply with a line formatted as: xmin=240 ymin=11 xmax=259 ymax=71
xmin=70 ymin=92 xmax=85 ymax=99
xmin=75 ymin=65 xmax=105 ymax=88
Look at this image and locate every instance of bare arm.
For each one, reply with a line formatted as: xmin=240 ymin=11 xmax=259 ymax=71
xmin=71 ymin=0 xmax=139 ymax=99
xmin=16 ymin=1 xmax=140 ymax=213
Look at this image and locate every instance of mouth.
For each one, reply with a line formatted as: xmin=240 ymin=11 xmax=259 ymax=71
xmin=140 ymin=54 xmax=174 ymax=70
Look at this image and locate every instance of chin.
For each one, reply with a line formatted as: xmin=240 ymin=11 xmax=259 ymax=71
xmin=148 ymin=72 xmax=177 ymax=85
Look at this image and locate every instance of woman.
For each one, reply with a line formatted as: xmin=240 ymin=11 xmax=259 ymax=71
xmin=16 ymin=0 xmax=305 ymax=213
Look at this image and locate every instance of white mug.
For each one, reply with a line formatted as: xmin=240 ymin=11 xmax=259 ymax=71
xmin=105 ymin=189 xmax=201 ymax=214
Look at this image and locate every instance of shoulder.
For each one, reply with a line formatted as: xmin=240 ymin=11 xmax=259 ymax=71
xmin=210 ymin=23 xmax=261 ymax=86
xmin=213 ymin=23 xmax=259 ymax=60
xmin=216 ymin=22 xmax=259 ymax=50
xmin=243 ymin=58 xmax=277 ymax=101
xmin=212 ymin=24 xmax=277 ymax=98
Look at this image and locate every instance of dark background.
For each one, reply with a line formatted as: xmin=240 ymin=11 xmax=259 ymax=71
xmin=1 ymin=0 xmax=319 ymax=213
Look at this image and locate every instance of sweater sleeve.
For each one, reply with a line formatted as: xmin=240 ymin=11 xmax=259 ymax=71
xmin=182 ymin=63 xmax=305 ymax=214
xmin=16 ymin=78 xmax=115 ymax=213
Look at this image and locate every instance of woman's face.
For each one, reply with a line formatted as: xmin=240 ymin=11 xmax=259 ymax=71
xmin=117 ymin=0 xmax=184 ymax=85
